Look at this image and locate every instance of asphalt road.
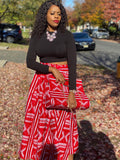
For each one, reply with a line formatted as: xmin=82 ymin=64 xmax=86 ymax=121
xmin=0 ymin=39 xmax=120 ymax=71
xmin=77 ymin=39 xmax=120 ymax=71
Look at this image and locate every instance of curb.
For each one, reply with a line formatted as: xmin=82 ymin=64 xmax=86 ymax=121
xmin=0 ymin=46 xmax=9 ymax=50
xmin=0 ymin=60 xmax=7 ymax=67
xmin=98 ymin=39 xmax=120 ymax=44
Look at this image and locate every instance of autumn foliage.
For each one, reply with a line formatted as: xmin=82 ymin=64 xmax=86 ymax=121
xmin=66 ymin=8 xmax=74 ymax=28
xmin=66 ymin=0 xmax=105 ymax=27
xmin=80 ymin=0 xmax=104 ymax=26
xmin=102 ymin=0 xmax=120 ymax=23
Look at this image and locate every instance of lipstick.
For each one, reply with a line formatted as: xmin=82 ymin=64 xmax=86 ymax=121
xmin=53 ymin=20 xmax=59 ymax=24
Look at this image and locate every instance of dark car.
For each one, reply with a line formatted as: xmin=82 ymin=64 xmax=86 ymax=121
xmin=73 ymin=32 xmax=96 ymax=51
xmin=0 ymin=23 xmax=23 ymax=43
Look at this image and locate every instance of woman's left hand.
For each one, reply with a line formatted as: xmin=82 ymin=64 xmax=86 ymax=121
xmin=67 ymin=92 xmax=76 ymax=109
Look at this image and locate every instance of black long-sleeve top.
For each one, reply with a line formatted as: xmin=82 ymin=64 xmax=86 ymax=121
xmin=26 ymin=29 xmax=76 ymax=90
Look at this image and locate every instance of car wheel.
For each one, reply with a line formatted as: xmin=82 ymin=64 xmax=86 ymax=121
xmin=6 ymin=36 xmax=15 ymax=43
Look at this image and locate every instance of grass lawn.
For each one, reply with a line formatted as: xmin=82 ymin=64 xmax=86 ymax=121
xmin=0 ymin=41 xmax=29 ymax=51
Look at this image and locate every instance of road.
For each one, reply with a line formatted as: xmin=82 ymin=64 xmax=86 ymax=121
xmin=77 ymin=39 xmax=120 ymax=71
xmin=0 ymin=39 xmax=120 ymax=71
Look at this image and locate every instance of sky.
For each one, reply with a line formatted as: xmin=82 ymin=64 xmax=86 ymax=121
xmin=64 ymin=0 xmax=74 ymax=8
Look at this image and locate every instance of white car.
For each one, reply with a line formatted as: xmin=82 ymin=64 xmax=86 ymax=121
xmin=92 ymin=28 xmax=109 ymax=39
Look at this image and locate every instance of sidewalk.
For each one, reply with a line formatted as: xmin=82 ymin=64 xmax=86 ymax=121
xmin=99 ymin=37 xmax=120 ymax=44
xmin=0 ymin=46 xmax=9 ymax=50
xmin=0 ymin=60 xmax=7 ymax=67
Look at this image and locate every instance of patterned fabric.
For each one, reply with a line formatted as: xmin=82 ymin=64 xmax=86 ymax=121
xmin=19 ymin=64 xmax=79 ymax=160
xmin=45 ymin=77 xmax=90 ymax=110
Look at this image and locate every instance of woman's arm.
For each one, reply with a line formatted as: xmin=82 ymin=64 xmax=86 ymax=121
xmin=66 ymin=30 xmax=76 ymax=90
xmin=65 ymin=30 xmax=77 ymax=108
xmin=26 ymin=35 xmax=49 ymax=74
xmin=49 ymin=66 xmax=65 ymax=84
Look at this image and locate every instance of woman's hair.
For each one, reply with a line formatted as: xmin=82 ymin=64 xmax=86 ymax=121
xmin=32 ymin=0 xmax=68 ymax=37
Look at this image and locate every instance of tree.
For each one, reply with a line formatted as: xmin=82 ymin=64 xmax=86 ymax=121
xmin=66 ymin=0 xmax=84 ymax=29
xmin=20 ymin=0 xmax=45 ymax=27
xmin=80 ymin=0 xmax=104 ymax=26
xmin=0 ymin=0 xmax=28 ymax=24
xmin=0 ymin=0 xmax=10 ymax=23
xmin=5 ymin=1 xmax=24 ymax=23
xmin=73 ymin=0 xmax=83 ymax=26
xmin=0 ymin=0 xmax=46 ymax=27
xmin=66 ymin=7 xmax=74 ymax=28
xmin=102 ymin=0 xmax=120 ymax=23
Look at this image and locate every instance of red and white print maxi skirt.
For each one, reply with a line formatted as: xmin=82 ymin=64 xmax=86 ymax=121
xmin=19 ymin=63 xmax=79 ymax=160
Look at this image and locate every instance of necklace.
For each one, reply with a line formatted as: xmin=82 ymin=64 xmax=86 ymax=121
xmin=46 ymin=30 xmax=57 ymax=42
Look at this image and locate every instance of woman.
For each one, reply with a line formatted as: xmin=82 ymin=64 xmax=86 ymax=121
xmin=19 ymin=0 xmax=78 ymax=159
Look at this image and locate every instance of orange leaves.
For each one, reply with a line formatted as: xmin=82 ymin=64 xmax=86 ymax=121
xmin=66 ymin=8 xmax=75 ymax=27
xmin=80 ymin=0 xmax=104 ymax=25
xmin=65 ymin=0 xmax=112 ymax=27
xmin=66 ymin=0 xmax=104 ymax=27
xmin=96 ymin=99 xmax=102 ymax=105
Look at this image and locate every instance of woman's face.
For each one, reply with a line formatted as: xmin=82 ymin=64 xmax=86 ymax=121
xmin=47 ymin=5 xmax=61 ymax=31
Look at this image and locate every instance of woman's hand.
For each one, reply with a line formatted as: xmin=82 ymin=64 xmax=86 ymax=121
xmin=49 ymin=66 xmax=76 ymax=109
xmin=67 ymin=92 xmax=76 ymax=109
xmin=49 ymin=66 xmax=65 ymax=84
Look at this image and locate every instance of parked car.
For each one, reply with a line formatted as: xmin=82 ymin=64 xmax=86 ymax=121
xmin=83 ymin=28 xmax=94 ymax=36
xmin=0 ymin=23 xmax=23 ymax=43
xmin=92 ymin=28 xmax=109 ymax=39
xmin=72 ymin=32 xmax=96 ymax=51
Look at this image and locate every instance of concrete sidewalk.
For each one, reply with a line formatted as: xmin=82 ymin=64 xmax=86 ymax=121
xmin=0 ymin=60 xmax=7 ymax=67
xmin=100 ymin=39 xmax=120 ymax=44
xmin=0 ymin=46 xmax=9 ymax=50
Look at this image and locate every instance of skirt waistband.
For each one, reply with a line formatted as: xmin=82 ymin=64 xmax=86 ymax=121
xmin=40 ymin=62 xmax=68 ymax=69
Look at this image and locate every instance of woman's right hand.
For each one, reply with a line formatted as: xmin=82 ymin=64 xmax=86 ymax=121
xmin=49 ymin=66 xmax=65 ymax=84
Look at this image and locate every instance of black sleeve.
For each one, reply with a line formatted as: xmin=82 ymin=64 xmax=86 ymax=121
xmin=26 ymin=35 xmax=49 ymax=74
xmin=66 ymin=30 xmax=76 ymax=90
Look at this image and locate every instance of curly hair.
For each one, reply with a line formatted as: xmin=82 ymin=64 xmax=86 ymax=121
xmin=32 ymin=0 xmax=68 ymax=37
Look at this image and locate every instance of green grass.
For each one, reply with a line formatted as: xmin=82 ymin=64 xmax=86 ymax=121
xmin=0 ymin=41 xmax=29 ymax=50
xmin=22 ymin=29 xmax=30 ymax=39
